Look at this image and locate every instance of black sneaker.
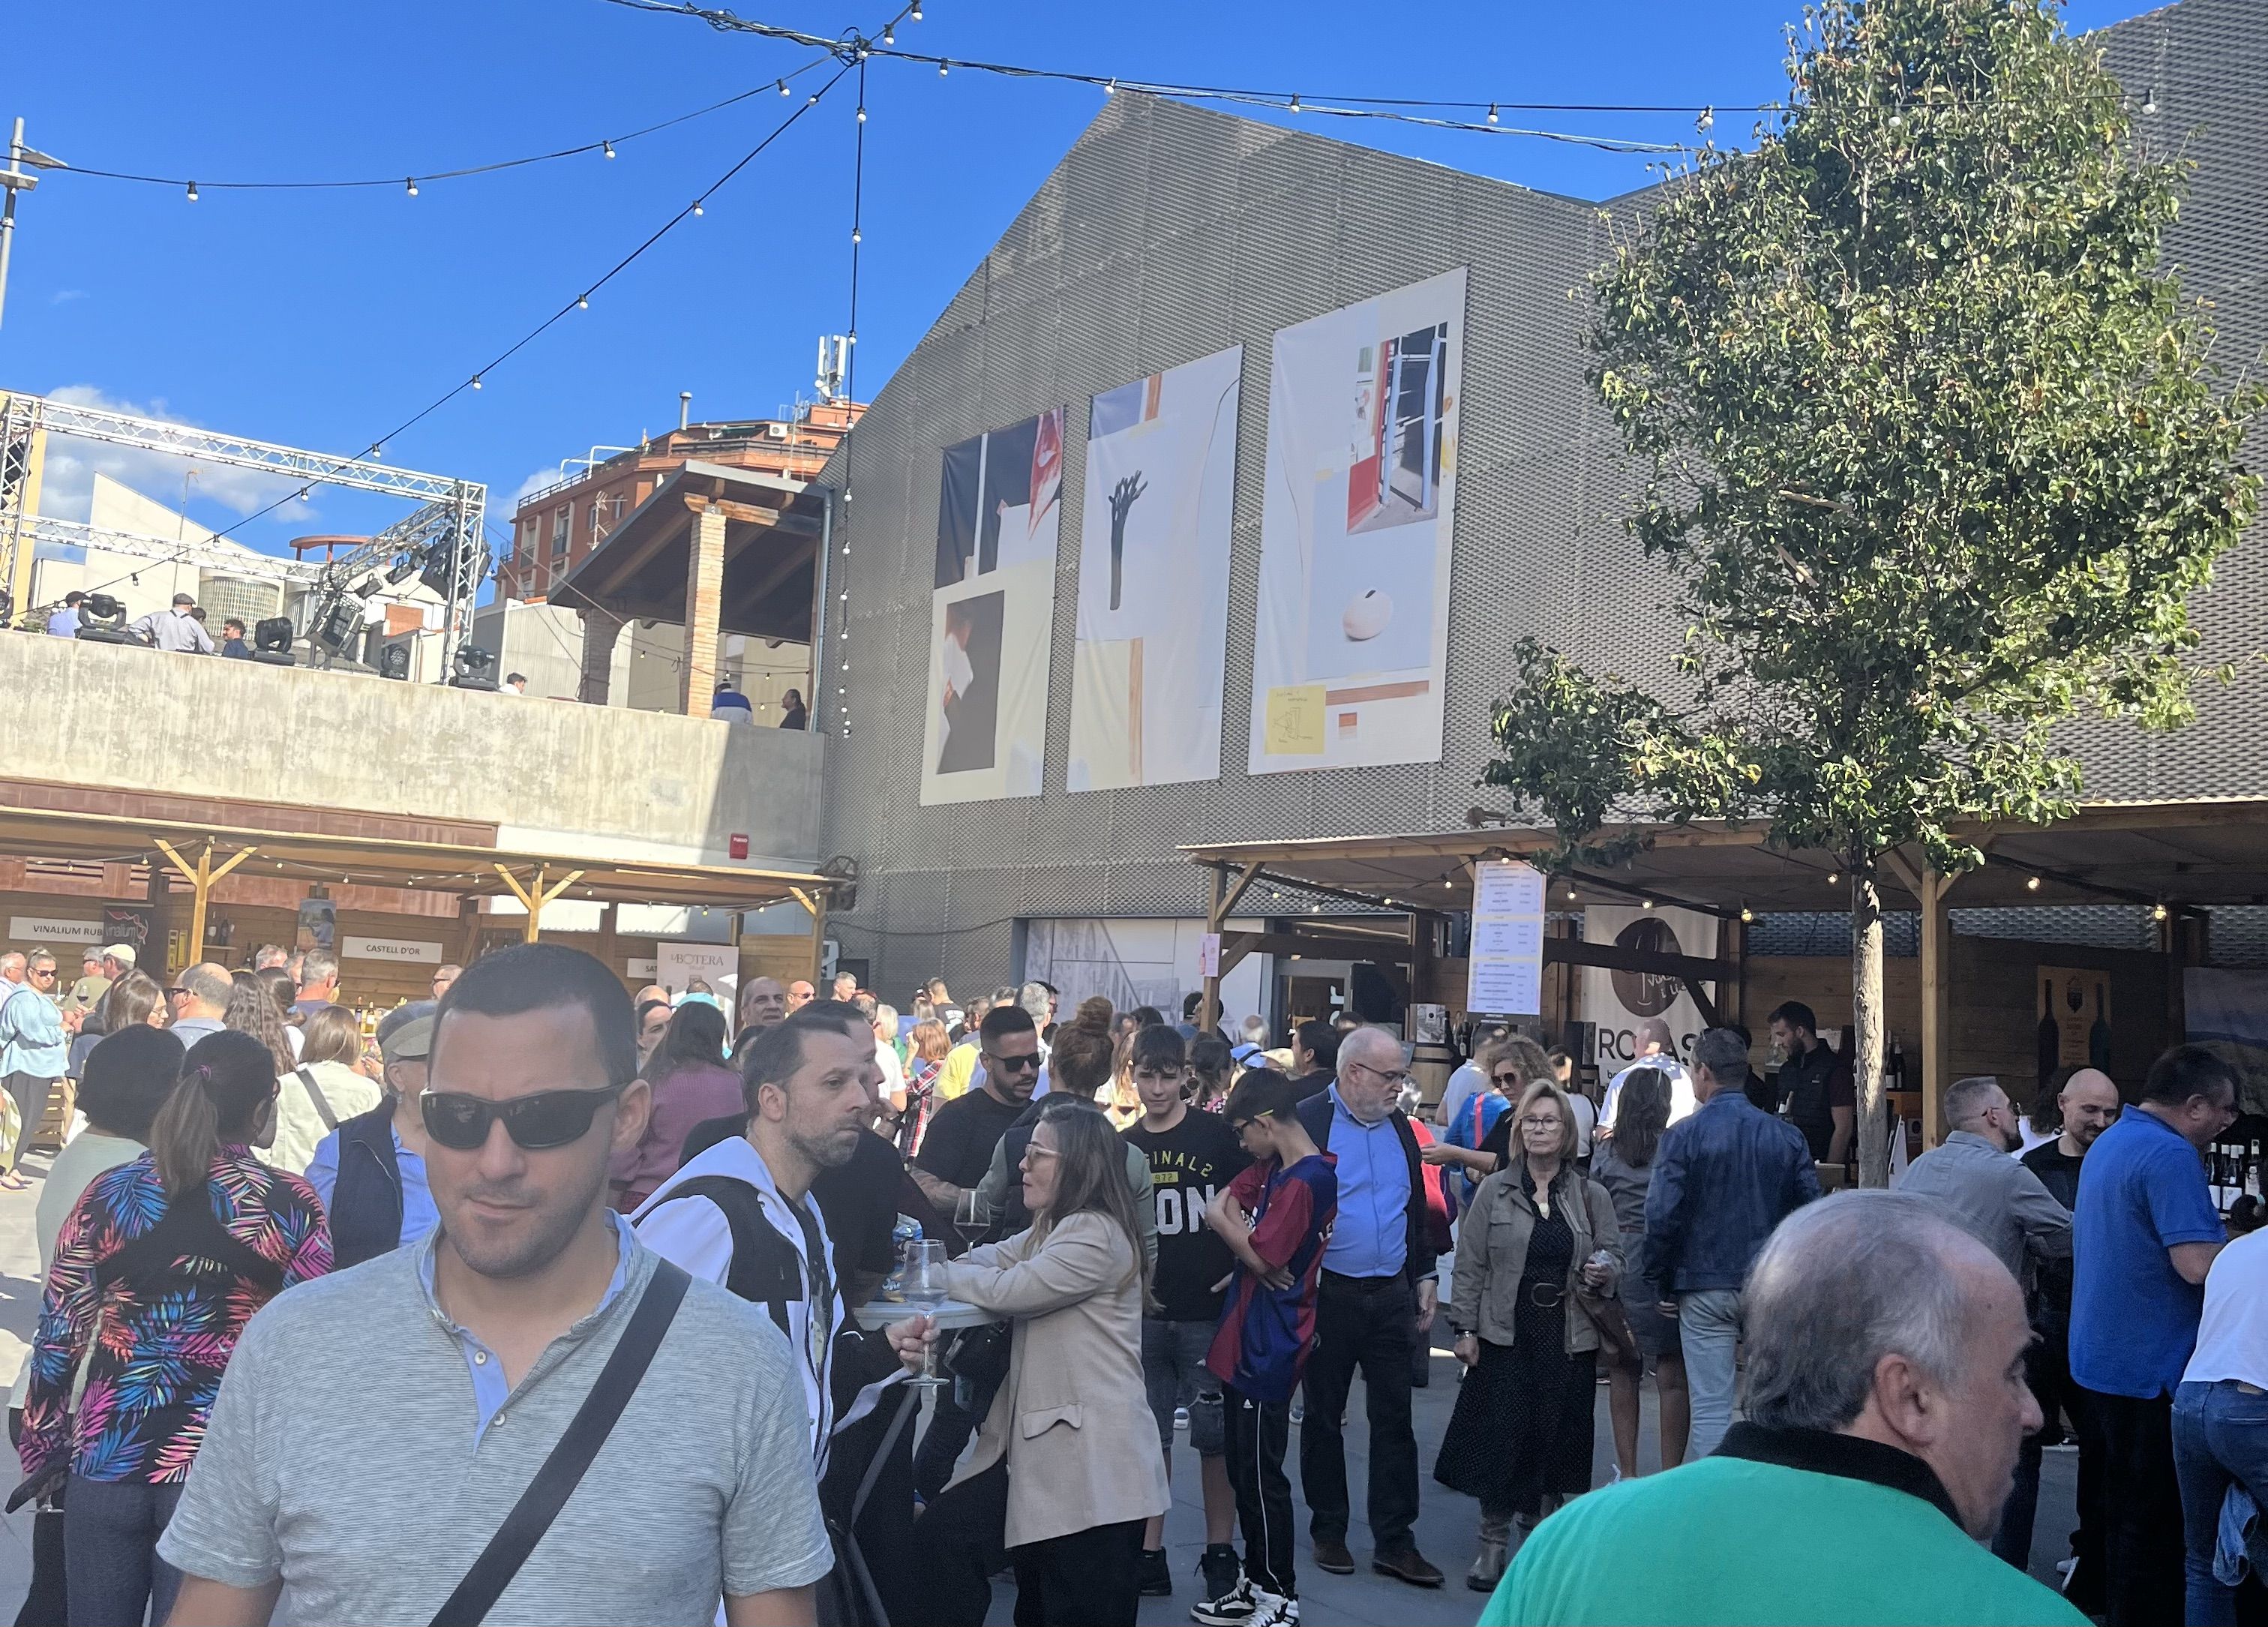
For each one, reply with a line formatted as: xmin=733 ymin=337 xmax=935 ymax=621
xmin=1138 ymin=1547 xmax=1174 ymax=1597
xmin=1199 ymin=1543 xmax=1242 ymax=1604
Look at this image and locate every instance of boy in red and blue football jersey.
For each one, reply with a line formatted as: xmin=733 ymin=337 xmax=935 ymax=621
xmin=1197 ymin=1073 xmax=1338 ymax=1627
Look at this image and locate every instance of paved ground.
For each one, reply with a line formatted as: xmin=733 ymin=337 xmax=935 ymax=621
xmin=0 ymin=1169 xmax=2081 ymax=1625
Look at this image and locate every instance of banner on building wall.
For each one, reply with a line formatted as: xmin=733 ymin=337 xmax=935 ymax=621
xmin=1025 ymin=917 xmax=1268 ymax=1033
xmin=8 ymin=917 xmax=102 ymax=947
xmin=1249 ymin=269 xmax=1467 ymax=773
xmin=2186 ymin=968 xmax=2268 ymax=1114
xmin=657 ymin=941 xmax=740 ymax=1004
xmin=1581 ymin=905 xmax=1718 ymax=1073
xmin=1068 ymin=347 xmax=1242 ymax=791
xmin=921 ymin=409 xmax=1066 ymax=806
xmin=340 ymin=935 xmax=442 ymax=965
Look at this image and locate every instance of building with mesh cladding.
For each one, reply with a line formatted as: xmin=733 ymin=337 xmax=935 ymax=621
xmin=812 ymin=0 xmax=2267 ymax=1007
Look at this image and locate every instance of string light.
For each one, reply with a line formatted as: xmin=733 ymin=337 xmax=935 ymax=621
xmin=604 ymin=140 xmax=616 ymax=159
xmin=405 ymin=177 xmax=418 ymax=197
xmin=692 ymin=200 xmax=704 ymax=215
xmin=1740 ymin=906 xmax=1755 ymax=923
xmin=2026 ymin=874 xmax=2042 ymax=891
xmin=909 ymin=0 xmax=922 ymax=16
xmin=471 ymin=376 xmax=483 ymax=390
xmin=1486 ymin=103 xmax=1499 ymax=125
xmin=856 ymin=105 xmax=867 ymax=122
xmin=1696 ymin=105 xmax=1714 ymax=133
xmin=577 ymin=294 xmax=589 ymax=308
xmin=2153 ymin=902 xmax=2170 ymax=920
xmin=1642 ymin=898 xmax=1655 ymax=910
xmin=938 ymin=59 xmax=948 ymax=76
xmin=1826 ymin=871 xmax=1839 ymax=884
xmin=185 ymin=181 xmax=199 ymax=201
xmin=779 ymin=78 xmax=792 ymax=95
xmin=881 ymin=22 xmax=894 ymax=44
xmin=1288 ymin=93 xmax=1302 ymax=113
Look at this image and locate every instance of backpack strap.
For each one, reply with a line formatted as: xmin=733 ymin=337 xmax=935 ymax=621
xmin=649 ymin=1175 xmax=802 ymax=1340
xmin=296 ymin=1067 xmax=339 ymax=1131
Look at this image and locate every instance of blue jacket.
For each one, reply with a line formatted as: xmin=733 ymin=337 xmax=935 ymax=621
xmin=0 ymin=983 xmax=68 ymax=1080
xmin=1642 ymin=1088 xmax=1819 ymax=1293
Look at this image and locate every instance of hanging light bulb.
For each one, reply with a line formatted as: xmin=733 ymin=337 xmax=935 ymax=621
xmin=1826 ymin=871 xmax=1840 ymax=884
xmin=406 ymin=176 xmax=419 ymax=197
xmin=938 ymin=59 xmax=949 ymax=76
xmin=577 ymin=294 xmax=589 ymax=308
xmin=1486 ymin=103 xmax=1499 ymax=125
xmin=1741 ymin=906 xmax=1755 ymax=923
xmin=692 ymin=200 xmax=704 ymax=216
xmin=2026 ymin=874 xmax=2042 ymax=891
xmin=851 ymin=227 xmax=862 ymax=243
xmin=1642 ymin=899 xmax=1655 ymax=911
xmin=881 ymin=22 xmax=894 ymax=43
xmin=603 ymin=140 xmax=616 ymax=159
xmin=1103 ymin=79 xmax=1117 ymax=97
xmin=778 ymin=78 xmax=791 ymax=96
xmin=1288 ymin=93 xmax=1302 ymax=113
xmin=2153 ymin=901 xmax=2170 ymax=921
xmin=186 ymin=181 xmax=200 ymax=201
xmin=856 ymin=106 xmax=867 ymax=122
xmin=2142 ymin=93 xmax=2158 ymax=115
xmin=471 ymin=376 xmax=484 ymax=391
xmin=1696 ymin=106 xmax=1715 ymax=134
xmin=909 ymin=0 xmax=922 ymax=16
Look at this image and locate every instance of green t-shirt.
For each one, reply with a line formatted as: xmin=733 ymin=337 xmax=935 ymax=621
xmin=1480 ymin=1438 xmax=2088 ymax=1627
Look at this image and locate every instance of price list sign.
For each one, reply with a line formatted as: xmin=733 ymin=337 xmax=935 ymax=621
xmin=1466 ymin=860 xmax=1546 ymax=1016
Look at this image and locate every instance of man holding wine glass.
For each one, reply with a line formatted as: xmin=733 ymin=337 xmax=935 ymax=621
xmin=634 ymin=1012 xmax=934 ymax=1625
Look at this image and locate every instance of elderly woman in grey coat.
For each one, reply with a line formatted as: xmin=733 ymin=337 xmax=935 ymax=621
xmin=1434 ymin=1078 xmax=1624 ymax=1591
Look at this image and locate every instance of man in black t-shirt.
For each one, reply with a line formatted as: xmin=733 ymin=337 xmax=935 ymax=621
xmin=1122 ymin=1028 xmax=1252 ymax=1599
xmin=912 ymin=1004 xmax=1042 ymax=1214
xmin=1286 ymin=1019 xmax=1341 ymax=1103
xmin=1768 ymin=1001 xmax=1853 ymax=1163
xmin=1997 ymin=1067 xmax=2122 ymax=1603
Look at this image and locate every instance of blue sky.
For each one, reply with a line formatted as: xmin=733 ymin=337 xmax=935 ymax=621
xmin=4 ymin=0 xmax=2153 ymax=566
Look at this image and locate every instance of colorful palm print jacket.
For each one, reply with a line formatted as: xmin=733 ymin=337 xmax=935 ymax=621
xmin=21 ymin=1147 xmax=332 ymax=1482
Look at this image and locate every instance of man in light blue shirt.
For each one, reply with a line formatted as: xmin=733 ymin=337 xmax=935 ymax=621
xmin=44 ymin=593 xmax=82 ymax=638
xmin=307 ymin=1006 xmax=440 ymax=1259
xmin=1288 ymin=1026 xmax=1443 ymax=1587
xmin=128 ymin=593 xmax=216 ymax=654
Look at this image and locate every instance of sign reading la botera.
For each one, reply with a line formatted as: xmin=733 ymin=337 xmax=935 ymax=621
xmin=340 ymin=935 xmax=442 ymax=965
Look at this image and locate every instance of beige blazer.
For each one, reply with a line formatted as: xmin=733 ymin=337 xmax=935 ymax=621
xmin=944 ymin=1211 xmax=1170 ymax=1548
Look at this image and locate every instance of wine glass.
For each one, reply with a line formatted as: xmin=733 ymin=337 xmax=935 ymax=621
xmin=902 ymin=1238 xmax=950 ymax=1388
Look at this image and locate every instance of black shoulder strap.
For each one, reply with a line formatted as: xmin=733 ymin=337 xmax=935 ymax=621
xmin=651 ymin=1175 xmax=801 ymax=1339
xmin=428 ymin=1260 xmax=691 ymax=1627
xmin=296 ymin=1067 xmax=338 ymax=1131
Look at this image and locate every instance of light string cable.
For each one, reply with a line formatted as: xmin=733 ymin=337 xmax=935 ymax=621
xmin=598 ymin=0 xmax=1773 ymax=153
xmin=62 ymin=41 xmax=875 ymax=604
xmin=832 ymin=53 xmax=868 ymax=740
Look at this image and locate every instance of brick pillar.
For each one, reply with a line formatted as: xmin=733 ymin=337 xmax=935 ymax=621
xmin=578 ymin=607 xmax=626 ymax=706
xmin=681 ymin=501 xmax=725 ymax=719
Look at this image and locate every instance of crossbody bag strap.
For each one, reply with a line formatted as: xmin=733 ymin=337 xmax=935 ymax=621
xmin=295 ymin=1067 xmax=338 ymax=1131
xmin=428 ymin=1260 xmax=692 ymax=1627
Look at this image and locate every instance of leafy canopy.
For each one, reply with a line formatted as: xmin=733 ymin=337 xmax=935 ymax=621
xmin=1486 ymin=0 xmax=2260 ymax=874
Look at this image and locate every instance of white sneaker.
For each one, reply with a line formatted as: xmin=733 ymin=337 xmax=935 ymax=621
xmin=1191 ymin=1578 xmax=1256 ymax=1625
xmin=1251 ymin=1592 xmax=1299 ymax=1627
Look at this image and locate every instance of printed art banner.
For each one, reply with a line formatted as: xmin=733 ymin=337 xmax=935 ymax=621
xmin=921 ymin=408 xmax=1065 ymax=806
xmin=1582 ymin=904 xmax=1718 ymax=1073
xmin=1068 ymin=346 xmax=1243 ymax=791
xmin=2186 ymin=968 xmax=2268 ymax=1115
xmin=1249 ymin=268 xmax=1467 ymax=773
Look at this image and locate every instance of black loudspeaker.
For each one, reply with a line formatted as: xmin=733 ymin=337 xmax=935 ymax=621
xmin=253 ymin=616 xmax=298 ymax=667
xmin=310 ymin=599 xmax=362 ymax=660
xmin=447 ymin=643 xmax=498 ymax=692
xmin=377 ymin=643 xmax=411 ymax=680
xmin=75 ymin=592 xmax=140 ymax=645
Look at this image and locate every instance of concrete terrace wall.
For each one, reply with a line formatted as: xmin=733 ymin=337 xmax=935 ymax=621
xmin=0 ymin=632 xmax=825 ymax=872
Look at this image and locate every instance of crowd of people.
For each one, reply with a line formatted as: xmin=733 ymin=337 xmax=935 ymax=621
xmin=0 ymin=930 xmax=2258 ymax=1625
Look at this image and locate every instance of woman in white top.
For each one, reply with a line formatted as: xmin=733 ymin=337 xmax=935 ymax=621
xmin=2172 ymin=1220 xmax=2268 ymax=1626
xmin=263 ymin=1005 xmax=382 ymax=1175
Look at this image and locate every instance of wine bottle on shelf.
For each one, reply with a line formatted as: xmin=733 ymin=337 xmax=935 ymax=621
xmin=1888 ymin=1037 xmax=1906 ymax=1092
xmin=2248 ymin=1142 xmax=2264 ymax=1204
xmin=2088 ymin=983 xmax=2112 ymax=1071
xmin=2036 ymin=980 xmax=2060 ymax=1099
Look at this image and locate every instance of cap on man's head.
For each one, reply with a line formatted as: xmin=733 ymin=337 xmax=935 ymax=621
xmin=101 ymin=943 xmax=136 ymax=968
xmin=381 ymin=1014 xmax=435 ymax=1064
xmin=172 ymin=592 xmax=196 ymax=608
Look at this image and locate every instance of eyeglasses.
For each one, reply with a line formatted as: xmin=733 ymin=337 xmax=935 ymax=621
xmin=1517 ymin=1115 xmax=1564 ymax=1131
xmin=28 ymin=968 xmax=57 ymax=981
xmin=1491 ymin=1070 xmax=1524 ymax=1085
xmin=1348 ymin=1060 xmax=1412 ymax=1089
xmin=984 ymin=1052 xmax=1041 ymax=1073
xmin=1022 ymin=1143 xmax=1060 ymax=1161
xmin=419 ymin=1082 xmax=626 ymax=1151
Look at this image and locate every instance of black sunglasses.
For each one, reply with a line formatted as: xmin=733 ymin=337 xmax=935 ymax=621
xmin=420 ymin=1083 xmax=626 ymax=1151
xmin=984 ymin=1051 xmax=1041 ymax=1073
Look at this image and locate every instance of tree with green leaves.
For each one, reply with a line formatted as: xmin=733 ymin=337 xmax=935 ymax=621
xmin=1484 ymin=0 xmax=2260 ymax=1184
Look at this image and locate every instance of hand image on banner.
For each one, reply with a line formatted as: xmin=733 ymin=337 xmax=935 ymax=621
xmin=1582 ymin=905 xmax=1718 ymax=1072
xmin=922 ymin=408 xmax=1065 ymax=806
xmin=1068 ymin=347 xmax=1243 ymax=792
xmin=1249 ymin=269 xmax=1468 ymax=773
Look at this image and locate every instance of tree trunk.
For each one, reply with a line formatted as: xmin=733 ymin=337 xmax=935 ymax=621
xmin=1851 ymin=863 xmax=1889 ymax=1188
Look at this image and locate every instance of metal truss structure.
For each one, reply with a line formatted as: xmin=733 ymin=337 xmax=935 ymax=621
xmin=0 ymin=389 xmax=486 ymax=674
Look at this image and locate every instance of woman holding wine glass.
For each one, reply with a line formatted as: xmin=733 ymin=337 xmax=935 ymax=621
xmin=905 ymin=1099 xmax=1168 ymax=1626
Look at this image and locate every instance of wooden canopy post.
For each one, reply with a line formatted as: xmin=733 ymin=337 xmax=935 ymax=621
xmin=1918 ymin=868 xmax=1953 ymax=1149
xmin=788 ymin=886 xmax=827 ymax=985
xmin=494 ymin=864 xmax=584 ymax=944
xmin=1201 ymin=861 xmax=1264 ymax=1034
xmin=152 ymin=839 xmax=257 ymax=966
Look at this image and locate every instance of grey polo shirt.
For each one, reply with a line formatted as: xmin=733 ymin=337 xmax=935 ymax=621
xmin=158 ymin=1230 xmax=832 ymax=1625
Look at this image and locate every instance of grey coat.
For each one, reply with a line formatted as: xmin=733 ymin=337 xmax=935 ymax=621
xmin=1449 ymin=1161 xmax=1624 ymax=1354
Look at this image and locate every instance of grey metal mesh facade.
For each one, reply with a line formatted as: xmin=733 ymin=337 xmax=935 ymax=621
xmin=820 ymin=0 xmax=2268 ymax=999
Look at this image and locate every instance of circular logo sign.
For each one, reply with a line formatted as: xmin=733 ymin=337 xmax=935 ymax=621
xmin=1610 ymin=917 xmax=1684 ymax=1018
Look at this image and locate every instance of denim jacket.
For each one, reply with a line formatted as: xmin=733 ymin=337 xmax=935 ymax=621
xmin=1642 ymin=1088 xmax=1820 ymax=1293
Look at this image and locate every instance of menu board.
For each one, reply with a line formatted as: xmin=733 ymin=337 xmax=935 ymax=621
xmin=1467 ymin=860 xmax=1546 ymax=1015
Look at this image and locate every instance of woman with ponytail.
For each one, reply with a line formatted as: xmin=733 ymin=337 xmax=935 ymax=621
xmin=19 ymin=1031 xmax=330 ymax=1627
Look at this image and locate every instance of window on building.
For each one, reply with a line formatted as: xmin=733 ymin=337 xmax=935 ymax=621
xmin=552 ymin=504 xmax=573 ymax=559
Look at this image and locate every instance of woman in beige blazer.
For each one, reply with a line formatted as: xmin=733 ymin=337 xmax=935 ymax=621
xmin=913 ymin=1097 xmax=1168 ymax=1625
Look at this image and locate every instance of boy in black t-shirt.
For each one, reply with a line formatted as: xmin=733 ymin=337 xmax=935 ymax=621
xmin=1122 ymin=1025 xmax=1251 ymax=1600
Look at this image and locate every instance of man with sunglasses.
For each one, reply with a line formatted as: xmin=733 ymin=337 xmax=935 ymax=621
xmin=911 ymin=1004 xmax=1042 ymax=1220
xmin=160 ymin=944 xmax=833 ymax=1627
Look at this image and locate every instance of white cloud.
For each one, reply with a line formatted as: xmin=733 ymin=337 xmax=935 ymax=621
xmin=509 ymin=464 xmax=566 ymax=512
xmin=35 ymin=385 xmax=308 ymax=523
xmin=48 ymin=290 xmax=86 ymax=305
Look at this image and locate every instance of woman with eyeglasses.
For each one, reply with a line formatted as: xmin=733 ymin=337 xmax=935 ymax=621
xmin=20 ymin=1031 xmax=329 ymax=1626
xmin=67 ymin=970 xmax=169 ymax=1083
xmin=1435 ymin=1077 xmax=1622 ymax=1593
xmin=1424 ymin=1035 xmax=1553 ymax=1199
xmin=911 ymin=1098 xmax=1170 ymax=1626
xmin=1586 ymin=1066 xmax=1689 ymax=1483
xmin=2 ymin=951 xmax=71 ymax=1190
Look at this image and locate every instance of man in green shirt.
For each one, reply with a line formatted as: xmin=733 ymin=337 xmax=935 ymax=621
xmin=1482 ymin=1190 xmax=2087 ymax=1626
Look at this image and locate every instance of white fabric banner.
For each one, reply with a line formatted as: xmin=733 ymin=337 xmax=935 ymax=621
xmin=1068 ymin=347 xmax=1242 ymax=791
xmin=1249 ymin=269 xmax=1467 ymax=773
xmin=1582 ymin=905 xmax=1719 ymax=1073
